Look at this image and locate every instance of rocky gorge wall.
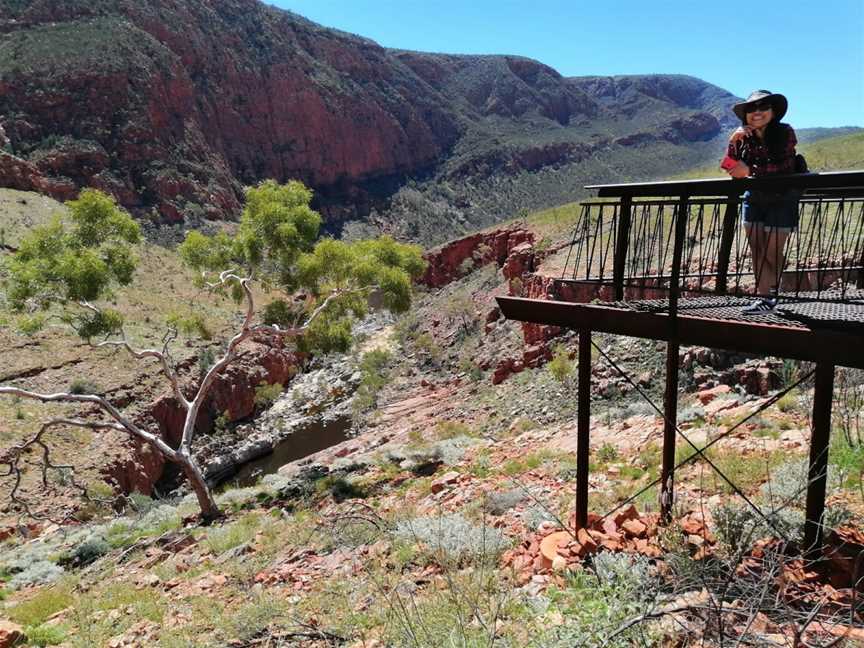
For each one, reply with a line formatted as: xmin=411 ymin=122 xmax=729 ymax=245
xmin=0 ymin=1 xmax=739 ymax=232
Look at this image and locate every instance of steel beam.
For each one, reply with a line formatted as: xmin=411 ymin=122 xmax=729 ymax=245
xmin=496 ymin=297 xmax=864 ymax=369
xmin=575 ymin=328 xmax=591 ymax=529
xmin=586 ymin=170 xmax=864 ymax=199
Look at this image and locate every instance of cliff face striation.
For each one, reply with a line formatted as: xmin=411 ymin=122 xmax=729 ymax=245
xmin=0 ymin=0 xmax=741 ymax=236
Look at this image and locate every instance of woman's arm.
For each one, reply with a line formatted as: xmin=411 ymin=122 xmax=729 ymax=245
xmin=729 ymin=125 xmax=754 ymax=143
xmin=723 ymin=135 xmax=750 ymax=178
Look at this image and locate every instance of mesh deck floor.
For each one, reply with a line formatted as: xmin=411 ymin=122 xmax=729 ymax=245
xmin=608 ymin=293 xmax=864 ymax=331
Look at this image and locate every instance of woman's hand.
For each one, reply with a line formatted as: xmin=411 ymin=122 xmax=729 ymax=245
xmin=728 ymin=160 xmax=750 ymax=178
xmin=728 ymin=126 xmax=754 ymax=143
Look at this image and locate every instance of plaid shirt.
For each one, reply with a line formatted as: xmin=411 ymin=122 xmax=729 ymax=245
xmin=727 ymin=124 xmax=798 ymax=176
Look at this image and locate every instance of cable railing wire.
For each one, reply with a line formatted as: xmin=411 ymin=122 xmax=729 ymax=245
xmin=562 ymin=195 xmax=864 ymax=302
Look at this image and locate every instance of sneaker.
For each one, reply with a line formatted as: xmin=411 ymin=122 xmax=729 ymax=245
xmin=742 ymin=297 xmax=777 ymax=314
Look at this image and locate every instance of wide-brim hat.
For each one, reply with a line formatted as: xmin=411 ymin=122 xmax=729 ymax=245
xmin=733 ymin=90 xmax=788 ymax=122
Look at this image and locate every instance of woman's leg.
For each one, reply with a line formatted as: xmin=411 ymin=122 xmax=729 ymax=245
xmin=762 ymin=228 xmax=790 ymax=294
xmin=746 ymin=223 xmax=767 ymax=294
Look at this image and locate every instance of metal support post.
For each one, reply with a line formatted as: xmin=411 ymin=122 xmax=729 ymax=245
xmin=804 ymin=362 xmax=835 ymax=559
xmin=716 ymin=194 xmax=740 ymax=294
xmin=660 ymin=340 xmax=679 ymax=524
xmin=575 ymin=328 xmax=592 ymax=529
xmin=660 ymin=194 xmax=688 ymax=523
xmin=612 ymin=196 xmax=632 ymax=301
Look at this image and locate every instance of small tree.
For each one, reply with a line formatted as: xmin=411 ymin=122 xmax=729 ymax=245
xmin=0 ymin=182 xmax=424 ymax=521
xmin=547 ymin=344 xmax=574 ymax=383
xmin=442 ymin=291 xmax=477 ymax=337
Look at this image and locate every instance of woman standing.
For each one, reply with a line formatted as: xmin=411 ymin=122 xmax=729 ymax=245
xmin=721 ymin=90 xmax=801 ymax=313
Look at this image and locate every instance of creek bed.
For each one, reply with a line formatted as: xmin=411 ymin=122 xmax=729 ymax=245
xmin=231 ymin=415 xmax=352 ymax=487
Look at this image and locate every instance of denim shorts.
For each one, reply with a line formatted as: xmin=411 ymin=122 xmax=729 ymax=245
xmin=742 ymin=190 xmax=801 ymax=231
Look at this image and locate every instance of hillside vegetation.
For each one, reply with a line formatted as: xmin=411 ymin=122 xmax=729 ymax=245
xmin=669 ymin=130 xmax=864 ymax=181
xmin=0 ymin=0 xmax=742 ymax=246
xmin=2 ymin=182 xmax=863 ymax=645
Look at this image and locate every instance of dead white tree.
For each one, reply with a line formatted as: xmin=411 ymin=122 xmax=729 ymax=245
xmin=0 ymin=183 xmax=425 ymax=521
xmin=1 ymin=273 xmax=356 ymax=520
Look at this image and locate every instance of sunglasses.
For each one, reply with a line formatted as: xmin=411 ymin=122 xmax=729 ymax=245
xmin=745 ymin=101 xmax=773 ymax=114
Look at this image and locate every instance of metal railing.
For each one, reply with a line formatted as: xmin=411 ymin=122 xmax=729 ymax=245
xmin=559 ymin=171 xmax=864 ymax=302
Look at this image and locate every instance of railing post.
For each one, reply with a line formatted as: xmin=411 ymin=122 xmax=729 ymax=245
xmin=660 ymin=194 xmax=688 ymax=523
xmin=716 ymin=193 xmax=740 ymax=294
xmin=668 ymin=194 xmax=689 ymax=311
xmin=575 ymin=328 xmax=592 ymax=530
xmin=857 ymin=227 xmax=864 ymax=289
xmin=612 ymin=196 xmax=632 ymax=301
xmin=804 ymin=362 xmax=834 ymax=560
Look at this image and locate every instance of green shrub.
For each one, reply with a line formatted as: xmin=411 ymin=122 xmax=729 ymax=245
xmin=68 ymin=378 xmax=101 ymax=395
xmin=70 ymin=537 xmax=109 ymax=567
xmin=24 ymin=623 xmax=66 ymax=646
xmin=508 ymin=417 xmax=537 ymax=436
xmin=166 ymin=310 xmax=212 ymax=340
xmin=314 ymin=475 xmax=366 ymax=502
xmin=779 ymin=359 xmax=802 ymax=387
xmin=596 ymin=443 xmax=619 ymax=463
xmin=205 ymin=513 xmax=262 ymax=555
xmin=434 ymin=420 xmax=475 ymax=440
xmin=8 ymin=561 xmax=64 ymax=590
xmin=18 ymin=313 xmax=46 ymax=335
xmin=253 ymin=381 xmax=283 ymax=408
xmin=457 ymin=354 xmax=483 ymax=381
xmin=710 ymin=501 xmax=761 ymax=553
xmin=776 ymin=390 xmax=799 ymax=413
xmin=222 ymin=593 xmax=289 ymax=643
xmin=521 ymin=504 xmax=558 ymax=530
xmin=483 ymin=489 xmax=525 ymax=515
xmin=262 ymin=298 xmax=293 ymax=327
xmin=394 ymin=513 xmax=509 ymax=565
xmin=592 ymin=551 xmax=654 ymax=590
xmin=393 ymin=312 xmax=420 ymax=346
xmin=541 ymin=560 xmax=660 ymax=647
xmin=760 ymin=458 xmax=840 ymax=508
xmin=197 ymin=347 xmax=216 ymax=379
xmin=413 ymin=332 xmax=442 ymax=364
xmin=352 ymin=348 xmax=392 ymax=414
xmin=126 ymin=491 xmax=159 ymax=515
xmin=547 ymin=344 xmax=574 ymax=383
xmin=103 ymin=505 xmax=181 ymax=548
xmin=830 ymin=433 xmax=864 ymax=489
xmin=8 ymin=584 xmax=73 ymax=626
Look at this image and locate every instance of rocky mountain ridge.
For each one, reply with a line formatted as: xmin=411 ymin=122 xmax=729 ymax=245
xmin=0 ymin=0 xmax=749 ymax=242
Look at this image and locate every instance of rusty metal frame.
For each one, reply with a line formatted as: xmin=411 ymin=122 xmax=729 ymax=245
xmin=497 ymin=297 xmax=864 ymax=369
xmin=498 ymin=169 xmax=864 ymax=555
xmin=499 ymin=295 xmax=849 ymax=552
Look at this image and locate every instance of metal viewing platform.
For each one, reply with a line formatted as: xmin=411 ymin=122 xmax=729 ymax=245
xmin=498 ymin=170 xmax=864 ymax=557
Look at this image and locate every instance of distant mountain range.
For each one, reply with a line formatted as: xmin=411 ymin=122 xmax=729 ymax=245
xmin=0 ymin=0 xmax=858 ymax=244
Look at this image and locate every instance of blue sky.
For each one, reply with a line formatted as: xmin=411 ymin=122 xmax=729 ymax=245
xmin=273 ymin=0 xmax=863 ymax=128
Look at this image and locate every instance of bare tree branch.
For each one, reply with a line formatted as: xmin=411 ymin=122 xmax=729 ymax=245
xmin=0 ymin=417 xmax=120 ymax=524
xmin=93 ymin=332 xmax=188 ymax=409
xmin=0 ymin=387 xmax=179 ymax=461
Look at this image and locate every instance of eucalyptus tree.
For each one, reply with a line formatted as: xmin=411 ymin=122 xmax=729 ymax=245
xmin=1 ymin=182 xmax=424 ymax=521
